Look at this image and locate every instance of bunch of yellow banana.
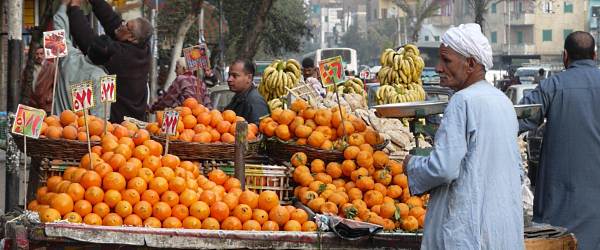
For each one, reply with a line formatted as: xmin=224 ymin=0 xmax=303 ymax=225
xmin=335 ymin=77 xmax=366 ymax=96
xmin=267 ymin=98 xmax=284 ymax=112
xmin=375 ymin=44 xmax=427 ymax=104
xmin=258 ymin=59 xmax=302 ymax=101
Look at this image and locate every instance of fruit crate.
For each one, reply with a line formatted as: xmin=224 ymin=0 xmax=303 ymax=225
xmin=38 ymin=159 xmax=79 ymax=185
xmin=151 ymin=135 xmax=262 ymax=161
xmin=12 ymin=133 xmax=100 ymax=161
xmin=202 ymin=161 xmax=294 ymax=204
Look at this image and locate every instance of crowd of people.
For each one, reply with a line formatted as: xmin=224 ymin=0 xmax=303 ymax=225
xmin=15 ymin=0 xmax=600 ymax=248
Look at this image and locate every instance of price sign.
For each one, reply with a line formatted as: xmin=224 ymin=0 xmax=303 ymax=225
xmin=12 ymin=104 xmax=46 ymax=139
xmin=43 ymin=29 xmax=68 ymax=59
xmin=183 ymin=44 xmax=210 ymax=71
xmin=160 ymin=110 xmax=179 ymax=136
xmin=100 ymin=75 xmax=117 ymax=103
xmin=71 ymin=81 xmax=94 ymax=112
xmin=318 ymin=56 xmax=345 ymax=86
xmin=359 ymin=70 xmax=371 ymax=80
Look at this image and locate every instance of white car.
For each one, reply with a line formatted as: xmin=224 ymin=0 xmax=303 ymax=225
xmin=506 ymin=84 xmax=537 ymax=104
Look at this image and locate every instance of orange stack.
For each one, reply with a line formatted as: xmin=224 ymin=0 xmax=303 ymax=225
xmin=146 ymin=98 xmax=258 ymax=143
xmin=292 ymin=148 xmax=428 ymax=232
xmin=259 ymin=99 xmax=383 ymax=151
xmin=28 ymin=125 xmax=315 ymax=231
xmin=41 ymin=109 xmax=138 ymax=142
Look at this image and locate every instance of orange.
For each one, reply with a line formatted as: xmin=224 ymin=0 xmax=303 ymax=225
xmin=171 ymin=204 xmax=189 ymax=221
xmin=88 ymin=120 xmax=105 ymax=136
xmin=143 ymin=217 xmax=162 ymax=228
xmin=207 ymin=169 xmax=228 ymax=185
xmin=92 ymin=202 xmax=110 ymax=218
xmin=46 ymin=176 xmax=63 ymax=192
xmin=103 ymin=189 xmax=122 ymax=208
xmin=356 ymin=151 xmax=374 ymax=168
xmin=215 ymin=120 xmax=231 ymax=134
xmin=197 ymin=112 xmax=212 ymax=126
xmin=132 ymin=145 xmax=150 ymax=160
xmin=102 ymin=213 xmax=123 ymax=226
xmin=152 ymin=202 xmax=172 ymax=221
xmin=82 ymin=213 xmax=102 ymax=225
xmin=182 ymin=216 xmax=202 ymax=229
xmin=252 ymin=209 xmax=269 ymax=225
xmin=261 ymin=220 xmax=280 ymax=231
xmin=121 ymin=189 xmax=141 ymax=205
xmin=242 ymin=220 xmax=262 ymax=231
xmin=374 ymin=170 xmax=392 ymax=186
xmin=161 ymin=154 xmax=180 ymax=169
xmin=290 ymin=152 xmax=308 ymax=167
xmin=183 ymin=97 xmax=199 ymax=109
xmin=119 ymin=161 xmax=141 ymax=180
xmin=144 ymin=140 xmax=163 ymax=156
xmin=302 ymin=221 xmax=317 ymax=231
xmin=401 ymin=215 xmax=419 ymax=231
xmin=222 ymin=110 xmax=237 ymax=123
xmin=290 ymin=209 xmax=308 ymax=224
xmin=209 ymin=110 xmax=224 ymax=128
xmin=209 ymin=201 xmax=229 ymax=222
xmin=221 ymin=216 xmax=243 ymax=230
xmin=149 ymin=176 xmax=169 ymax=195
xmin=115 ymin=200 xmax=133 ymax=217
xmin=258 ymin=191 xmax=279 ymax=212
xmin=223 ymin=178 xmax=241 ymax=192
xmin=268 ymin=206 xmax=290 ymax=226
xmin=320 ymin=201 xmax=338 ymax=215
xmin=364 ymin=190 xmax=384 ymax=208
xmin=84 ymin=186 xmax=104 ymax=205
xmin=141 ymin=189 xmax=160 ymax=205
xmin=127 ymin=177 xmax=148 ymax=194
xmin=294 ymin=125 xmax=313 ymax=138
xmin=182 ymin=115 xmax=198 ymax=130
xmin=314 ymin=109 xmax=332 ymax=127
xmin=56 ymin=180 xmax=72 ymax=193
xmin=161 ymin=190 xmax=180 ymax=207
xmin=310 ymin=159 xmax=326 ymax=173
xmin=114 ymin=144 xmax=132 ymax=160
xmin=142 ymin=155 xmax=161 ymax=172
xmin=193 ymin=131 xmax=212 ymax=143
xmin=66 ymin=183 xmax=85 ymax=202
xmin=238 ymin=190 xmax=259 ymax=209
xmin=80 ymin=152 xmax=101 ymax=170
xmin=133 ymin=200 xmax=153 ymax=219
xmin=45 ymin=126 xmax=63 ymax=139
xmin=220 ymin=132 xmax=235 ymax=143
xmin=50 ymin=193 xmax=73 ymax=216
xmin=201 ymin=217 xmax=220 ymax=230
xmin=102 ymin=172 xmax=126 ymax=191
xmin=359 ymin=143 xmax=374 ymax=154
xmin=222 ymin=193 xmax=239 ymax=210
xmin=123 ymin=214 xmax=143 ymax=226
xmin=62 ymin=125 xmax=78 ymax=140
xmin=73 ymin=199 xmax=92 ymax=217
xmin=379 ymin=202 xmax=396 ymax=219
xmin=307 ymin=131 xmax=326 ymax=148
xmin=283 ymin=220 xmax=302 ymax=231
xmin=406 ymin=196 xmax=424 ymax=208
xmin=132 ymin=129 xmax=150 ymax=146
xmin=167 ymin=176 xmax=186 ymax=194
xmin=108 ymin=153 xmax=127 ymax=171
xmin=373 ymin=151 xmax=390 ymax=168
xmin=189 ymin=201 xmax=210 ymax=220
xmin=93 ymin=162 xmax=113 ymax=178
xmin=232 ymin=204 xmax=253 ymax=223
xmin=326 ymin=162 xmax=343 ymax=179
xmin=393 ymin=174 xmax=409 ymax=189
xmin=39 ymin=208 xmax=62 ymax=222
xmin=63 ymin=211 xmax=82 ymax=223
xmin=59 ymin=110 xmax=77 ymax=126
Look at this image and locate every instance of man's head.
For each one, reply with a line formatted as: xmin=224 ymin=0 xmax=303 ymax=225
xmin=538 ymin=68 xmax=545 ymax=76
xmin=563 ymin=31 xmax=596 ymax=67
xmin=176 ymin=57 xmax=187 ymax=75
xmin=302 ymin=57 xmax=316 ymax=79
xmin=227 ymin=59 xmax=255 ymax=93
xmin=115 ymin=17 xmax=153 ymax=45
xmin=34 ymin=47 xmax=45 ymax=65
xmin=436 ymin=23 xmax=492 ymax=91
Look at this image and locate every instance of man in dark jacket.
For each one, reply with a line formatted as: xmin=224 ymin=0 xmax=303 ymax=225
xmin=224 ymin=59 xmax=269 ymax=124
xmin=67 ymin=0 xmax=152 ymax=122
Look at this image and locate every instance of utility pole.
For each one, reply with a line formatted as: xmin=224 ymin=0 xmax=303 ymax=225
xmin=218 ymin=0 xmax=225 ymax=82
xmin=149 ymin=5 xmax=158 ymax=103
xmin=6 ymin=0 xmax=24 ymax=213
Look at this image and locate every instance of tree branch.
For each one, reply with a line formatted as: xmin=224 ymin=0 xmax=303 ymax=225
xmin=238 ymin=0 xmax=276 ymax=60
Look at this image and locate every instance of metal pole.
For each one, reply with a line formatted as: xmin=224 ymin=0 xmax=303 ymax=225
xmin=6 ymin=0 xmax=24 ymax=213
xmin=507 ymin=0 xmax=511 ymax=56
xmin=150 ymin=8 xmax=158 ymax=103
xmin=219 ymin=0 xmax=225 ymax=82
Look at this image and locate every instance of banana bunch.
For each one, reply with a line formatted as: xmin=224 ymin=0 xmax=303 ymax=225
xmin=267 ymin=98 xmax=284 ymax=112
xmin=376 ymin=44 xmax=427 ymax=104
xmin=336 ymin=77 xmax=366 ymax=96
xmin=258 ymin=59 xmax=302 ymax=101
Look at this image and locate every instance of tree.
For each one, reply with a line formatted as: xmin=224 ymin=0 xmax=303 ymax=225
xmin=467 ymin=0 xmax=493 ymax=32
xmin=341 ymin=19 xmax=397 ymax=65
xmin=395 ymin=0 xmax=441 ymax=42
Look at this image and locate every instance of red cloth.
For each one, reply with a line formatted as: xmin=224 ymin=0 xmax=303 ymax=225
xmin=150 ymin=72 xmax=212 ymax=112
xmin=29 ymin=60 xmax=56 ymax=113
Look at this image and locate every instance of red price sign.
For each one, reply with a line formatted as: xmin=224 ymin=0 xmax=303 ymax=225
xmin=100 ymin=75 xmax=117 ymax=103
xmin=359 ymin=70 xmax=371 ymax=80
xmin=11 ymin=104 xmax=46 ymax=139
xmin=160 ymin=110 xmax=179 ymax=136
xmin=71 ymin=81 xmax=94 ymax=112
xmin=318 ymin=56 xmax=345 ymax=86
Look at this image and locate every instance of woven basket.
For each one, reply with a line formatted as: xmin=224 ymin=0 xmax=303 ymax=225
xmin=12 ymin=133 xmax=99 ymax=161
xmin=151 ymin=135 xmax=262 ymax=161
xmin=202 ymin=162 xmax=293 ymax=204
xmin=265 ymin=137 xmax=390 ymax=164
xmin=265 ymin=138 xmax=344 ymax=163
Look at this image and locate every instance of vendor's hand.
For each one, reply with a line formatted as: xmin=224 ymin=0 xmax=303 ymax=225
xmin=403 ymin=155 xmax=412 ymax=168
xmin=70 ymin=0 xmax=81 ymax=7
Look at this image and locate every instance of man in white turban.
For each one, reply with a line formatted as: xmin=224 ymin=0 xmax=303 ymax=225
xmin=403 ymin=23 xmax=524 ymax=249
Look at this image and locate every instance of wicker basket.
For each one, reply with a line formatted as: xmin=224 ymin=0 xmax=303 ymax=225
xmin=151 ymin=135 xmax=262 ymax=161
xmin=265 ymin=137 xmax=390 ymax=164
xmin=12 ymin=133 xmax=100 ymax=161
xmin=202 ymin=162 xmax=293 ymax=204
xmin=38 ymin=159 xmax=79 ymax=185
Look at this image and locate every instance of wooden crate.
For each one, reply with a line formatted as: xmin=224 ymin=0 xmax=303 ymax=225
xmin=525 ymin=234 xmax=577 ymax=250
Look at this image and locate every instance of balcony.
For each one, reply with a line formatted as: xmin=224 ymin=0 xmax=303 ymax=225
xmin=509 ymin=12 xmax=535 ymax=26
xmin=506 ymin=43 xmax=536 ymax=55
xmin=426 ymin=15 xmax=453 ymax=26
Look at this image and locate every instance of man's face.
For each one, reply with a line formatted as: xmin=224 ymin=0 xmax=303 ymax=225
xmin=302 ymin=67 xmax=315 ymax=79
xmin=115 ymin=20 xmax=137 ymax=43
xmin=227 ymin=62 xmax=252 ymax=93
xmin=34 ymin=48 xmax=45 ymax=64
xmin=435 ymin=45 xmax=469 ymax=91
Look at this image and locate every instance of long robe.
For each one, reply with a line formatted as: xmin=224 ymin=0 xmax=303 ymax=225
xmin=519 ymin=59 xmax=600 ymax=250
xmin=407 ymin=80 xmax=524 ymax=249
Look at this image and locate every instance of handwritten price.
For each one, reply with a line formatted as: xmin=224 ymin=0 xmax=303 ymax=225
xmin=12 ymin=104 xmax=46 ymax=139
xmin=319 ymin=56 xmax=344 ymax=86
xmin=160 ymin=110 xmax=179 ymax=136
xmin=100 ymin=75 xmax=117 ymax=103
xmin=71 ymin=83 xmax=94 ymax=112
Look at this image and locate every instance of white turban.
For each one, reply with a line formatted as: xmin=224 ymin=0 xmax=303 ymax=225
xmin=441 ymin=23 xmax=493 ymax=71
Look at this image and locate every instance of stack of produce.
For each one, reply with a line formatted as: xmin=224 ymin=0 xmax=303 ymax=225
xmin=258 ymin=59 xmax=302 ymax=102
xmin=259 ymin=99 xmax=384 ymax=151
xmin=324 ymin=77 xmax=367 ymax=97
xmin=40 ymin=110 xmax=137 ymax=142
xmin=319 ymin=92 xmax=367 ymax=113
xmin=291 ymin=149 xmax=428 ymax=232
xmin=376 ymin=44 xmax=427 ymax=104
xmin=145 ymin=98 xmax=259 ymax=143
xmin=28 ymin=126 xmax=317 ymax=231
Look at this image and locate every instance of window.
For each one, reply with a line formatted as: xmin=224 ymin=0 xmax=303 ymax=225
xmin=491 ymin=3 xmax=497 ymax=13
xmin=491 ymin=32 xmax=497 ymax=43
xmin=564 ymin=29 xmax=573 ymax=39
xmin=424 ymin=36 xmax=430 ymax=41
xmin=564 ymin=2 xmax=573 ymax=13
xmin=543 ymin=1 xmax=553 ymax=13
xmin=434 ymin=36 xmax=440 ymax=41
xmin=381 ymin=8 xmax=388 ymax=18
xmin=518 ymin=1 xmax=523 ymax=13
xmin=517 ymin=31 xmax=524 ymax=44
xmin=543 ymin=29 xmax=552 ymax=41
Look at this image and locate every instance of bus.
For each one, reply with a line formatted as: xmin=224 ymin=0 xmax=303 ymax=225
xmin=301 ymin=48 xmax=358 ymax=74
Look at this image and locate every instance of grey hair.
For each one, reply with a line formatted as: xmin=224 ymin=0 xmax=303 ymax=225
xmin=131 ymin=17 xmax=153 ymax=45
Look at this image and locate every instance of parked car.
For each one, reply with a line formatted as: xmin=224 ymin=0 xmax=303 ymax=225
xmin=421 ymin=67 xmax=440 ymax=85
xmin=506 ymin=84 xmax=537 ymax=104
xmin=208 ymin=84 xmax=235 ymax=111
xmin=515 ymin=66 xmax=553 ymax=84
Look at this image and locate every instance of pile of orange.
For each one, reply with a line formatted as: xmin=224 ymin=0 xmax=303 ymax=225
xmin=291 ymin=148 xmax=428 ymax=232
xmin=145 ymin=98 xmax=258 ymax=144
xmin=259 ymin=99 xmax=383 ymax=151
xmin=28 ymin=126 xmax=315 ymax=231
xmin=40 ymin=110 xmax=138 ymax=142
